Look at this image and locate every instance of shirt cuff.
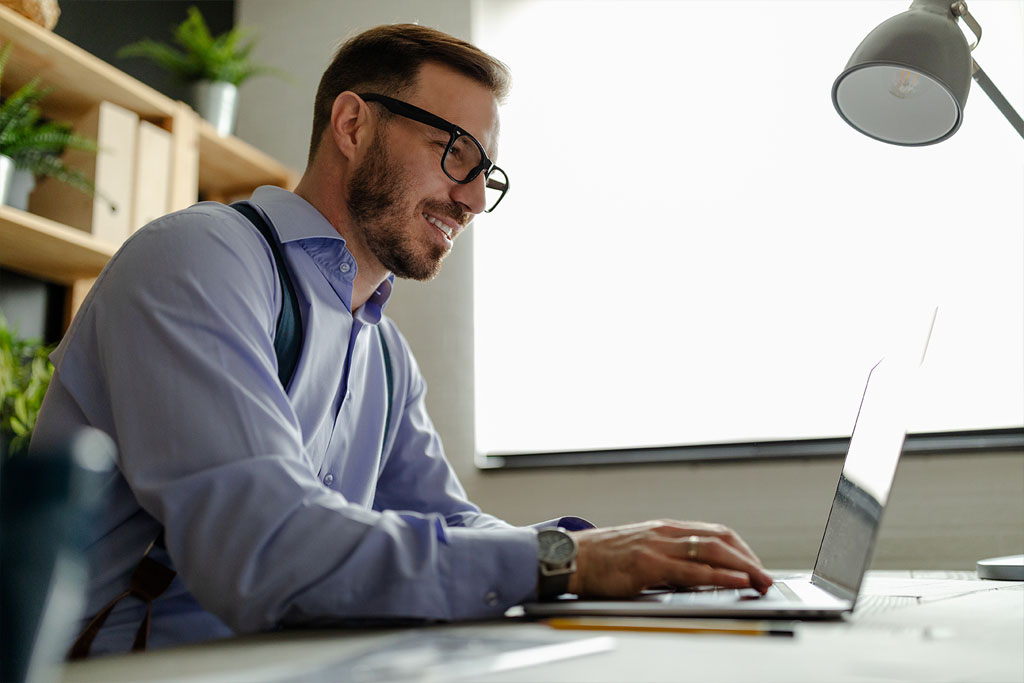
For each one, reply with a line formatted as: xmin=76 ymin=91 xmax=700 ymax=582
xmin=440 ymin=525 xmax=539 ymax=620
xmin=529 ymin=516 xmax=595 ymax=532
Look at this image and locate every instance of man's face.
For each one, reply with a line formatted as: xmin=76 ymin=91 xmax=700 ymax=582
xmin=345 ymin=63 xmax=500 ymax=281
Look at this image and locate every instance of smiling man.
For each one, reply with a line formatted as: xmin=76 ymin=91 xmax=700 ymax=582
xmin=297 ymin=59 xmax=501 ymax=293
xmin=32 ymin=25 xmax=771 ymax=657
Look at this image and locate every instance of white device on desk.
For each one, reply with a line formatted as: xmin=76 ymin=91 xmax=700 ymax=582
xmin=524 ymin=312 xmax=937 ymax=620
xmin=976 ymin=555 xmax=1024 ymax=581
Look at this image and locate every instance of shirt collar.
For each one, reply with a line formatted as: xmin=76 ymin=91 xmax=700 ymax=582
xmin=247 ymin=186 xmax=395 ymax=323
xmin=357 ymin=275 xmax=394 ymax=325
xmin=248 ymin=185 xmax=341 ymax=244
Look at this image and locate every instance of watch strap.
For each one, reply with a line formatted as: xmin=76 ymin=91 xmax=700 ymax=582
xmin=537 ymin=567 xmax=572 ymax=600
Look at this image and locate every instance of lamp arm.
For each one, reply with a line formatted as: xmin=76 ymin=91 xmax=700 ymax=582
xmin=971 ymin=60 xmax=1024 ymax=140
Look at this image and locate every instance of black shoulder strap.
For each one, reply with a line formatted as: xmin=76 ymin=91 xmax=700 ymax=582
xmin=231 ymin=202 xmax=303 ymax=389
xmin=378 ymin=325 xmax=393 ymax=448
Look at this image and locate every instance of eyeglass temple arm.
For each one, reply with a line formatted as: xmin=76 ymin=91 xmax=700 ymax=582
xmin=485 ymin=176 xmax=508 ymax=191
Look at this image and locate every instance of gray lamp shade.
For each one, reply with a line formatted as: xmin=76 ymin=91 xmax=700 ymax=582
xmin=832 ymin=1 xmax=973 ymax=145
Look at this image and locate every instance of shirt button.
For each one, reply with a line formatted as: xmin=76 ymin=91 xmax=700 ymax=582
xmin=340 ymin=263 xmax=351 ymax=273
xmin=485 ymin=590 xmax=499 ymax=606
xmin=323 ymin=473 xmax=334 ymax=486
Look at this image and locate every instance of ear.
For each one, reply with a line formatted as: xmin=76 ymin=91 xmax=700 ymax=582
xmin=329 ymin=92 xmax=374 ymax=161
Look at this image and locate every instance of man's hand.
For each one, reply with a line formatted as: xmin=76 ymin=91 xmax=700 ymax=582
xmin=565 ymin=520 xmax=773 ymax=597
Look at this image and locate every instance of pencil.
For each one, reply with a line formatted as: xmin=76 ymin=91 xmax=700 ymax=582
xmin=543 ymin=617 xmax=797 ymax=637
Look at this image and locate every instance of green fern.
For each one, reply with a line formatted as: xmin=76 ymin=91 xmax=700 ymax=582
xmin=0 ymin=41 xmax=106 ymax=202
xmin=0 ymin=78 xmax=52 ymax=150
xmin=117 ymin=6 xmax=277 ymax=86
xmin=6 ymin=120 xmax=97 ymax=162
xmin=0 ymin=315 xmax=54 ymax=459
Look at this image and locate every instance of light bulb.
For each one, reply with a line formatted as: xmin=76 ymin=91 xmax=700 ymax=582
xmin=888 ymin=69 xmax=923 ymax=99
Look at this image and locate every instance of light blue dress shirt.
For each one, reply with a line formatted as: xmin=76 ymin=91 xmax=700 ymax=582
xmin=32 ymin=186 xmax=588 ymax=655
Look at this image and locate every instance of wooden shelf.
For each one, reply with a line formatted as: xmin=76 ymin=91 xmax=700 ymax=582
xmin=0 ymin=205 xmax=116 ymax=283
xmin=0 ymin=5 xmax=176 ymax=122
xmin=0 ymin=4 xmax=298 ymax=314
xmin=198 ymin=120 xmax=299 ymax=200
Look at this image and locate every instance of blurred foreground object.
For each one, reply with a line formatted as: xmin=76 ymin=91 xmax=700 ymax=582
xmin=1 ymin=426 xmax=115 ymax=683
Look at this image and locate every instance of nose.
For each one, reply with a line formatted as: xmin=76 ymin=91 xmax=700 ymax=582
xmin=450 ymin=172 xmax=487 ymax=217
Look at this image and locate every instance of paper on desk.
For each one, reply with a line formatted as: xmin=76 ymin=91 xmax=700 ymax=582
xmin=859 ymin=573 xmax=1008 ymax=603
xmin=276 ymin=627 xmax=615 ymax=683
xmin=851 ymin=573 xmax=1014 ymax=619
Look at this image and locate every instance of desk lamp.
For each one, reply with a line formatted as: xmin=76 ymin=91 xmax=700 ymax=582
xmin=831 ymin=0 xmax=1024 ymax=145
xmin=832 ymin=0 xmax=1024 ymax=581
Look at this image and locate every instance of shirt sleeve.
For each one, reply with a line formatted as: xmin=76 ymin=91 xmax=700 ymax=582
xmin=370 ymin=324 xmax=596 ymax=536
xmin=370 ymin=321 xmax=517 ymax=531
xmin=51 ymin=206 xmax=539 ymax=632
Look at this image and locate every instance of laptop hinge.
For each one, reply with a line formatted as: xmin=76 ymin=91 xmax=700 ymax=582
xmin=810 ymin=573 xmax=859 ymax=605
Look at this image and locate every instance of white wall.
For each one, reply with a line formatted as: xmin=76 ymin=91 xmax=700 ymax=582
xmin=236 ymin=0 xmax=1024 ymax=570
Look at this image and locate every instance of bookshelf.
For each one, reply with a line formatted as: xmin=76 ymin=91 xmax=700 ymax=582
xmin=0 ymin=5 xmax=299 ymax=308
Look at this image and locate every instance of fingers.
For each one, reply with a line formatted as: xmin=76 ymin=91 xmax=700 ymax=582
xmin=648 ymin=520 xmax=763 ymax=569
xmin=569 ymin=520 xmax=774 ymax=598
xmin=652 ymin=534 xmax=774 ymax=593
xmin=658 ymin=557 xmax=760 ymax=592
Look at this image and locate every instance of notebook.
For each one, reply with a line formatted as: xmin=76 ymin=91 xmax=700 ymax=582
xmin=523 ymin=311 xmax=937 ymax=620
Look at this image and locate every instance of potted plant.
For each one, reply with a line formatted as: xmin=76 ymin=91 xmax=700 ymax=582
xmin=0 ymin=42 xmax=101 ymax=210
xmin=117 ymin=6 xmax=278 ymax=136
xmin=0 ymin=316 xmax=54 ymax=459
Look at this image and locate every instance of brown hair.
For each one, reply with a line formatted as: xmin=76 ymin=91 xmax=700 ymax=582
xmin=307 ymin=24 xmax=511 ymax=164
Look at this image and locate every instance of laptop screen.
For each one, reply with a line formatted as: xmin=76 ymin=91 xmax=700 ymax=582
xmin=811 ymin=354 xmax=918 ymax=603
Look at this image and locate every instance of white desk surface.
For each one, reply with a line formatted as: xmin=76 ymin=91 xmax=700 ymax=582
xmin=59 ymin=571 xmax=1024 ymax=683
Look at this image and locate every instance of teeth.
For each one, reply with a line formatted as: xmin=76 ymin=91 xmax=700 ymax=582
xmin=423 ymin=213 xmax=453 ymax=239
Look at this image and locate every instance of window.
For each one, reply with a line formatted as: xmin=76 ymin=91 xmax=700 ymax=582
xmin=471 ymin=0 xmax=1024 ymax=458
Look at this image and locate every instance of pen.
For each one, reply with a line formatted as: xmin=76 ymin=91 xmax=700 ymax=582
xmin=543 ymin=617 xmax=797 ymax=638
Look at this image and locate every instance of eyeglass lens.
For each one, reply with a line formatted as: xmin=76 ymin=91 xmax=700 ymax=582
xmin=442 ymin=135 xmax=506 ymax=212
xmin=483 ymin=167 xmax=507 ymax=212
xmin=443 ymin=135 xmax=483 ymax=181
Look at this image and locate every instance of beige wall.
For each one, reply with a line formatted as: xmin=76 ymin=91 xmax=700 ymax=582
xmin=236 ymin=0 xmax=1024 ymax=570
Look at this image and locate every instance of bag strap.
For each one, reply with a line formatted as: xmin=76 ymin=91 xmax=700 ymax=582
xmin=68 ymin=536 xmax=175 ymax=659
xmin=233 ymin=201 xmax=393 ymax=440
xmin=232 ymin=202 xmax=304 ymax=389
xmin=70 ymin=203 xmax=396 ymax=658
xmin=379 ymin=325 xmax=393 ymax=448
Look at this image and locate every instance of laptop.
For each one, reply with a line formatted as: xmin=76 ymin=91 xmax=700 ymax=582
xmin=523 ymin=311 xmax=937 ymax=621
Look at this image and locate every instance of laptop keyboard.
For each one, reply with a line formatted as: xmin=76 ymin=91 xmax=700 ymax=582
xmin=660 ymin=584 xmax=788 ymax=605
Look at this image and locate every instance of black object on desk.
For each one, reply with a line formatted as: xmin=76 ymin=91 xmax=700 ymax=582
xmin=1 ymin=427 xmax=115 ymax=683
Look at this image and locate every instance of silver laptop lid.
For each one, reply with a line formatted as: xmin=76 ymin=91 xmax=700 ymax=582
xmin=810 ymin=310 xmax=937 ymax=605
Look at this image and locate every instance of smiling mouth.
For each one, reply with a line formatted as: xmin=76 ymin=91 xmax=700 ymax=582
xmin=423 ymin=212 xmax=456 ymax=240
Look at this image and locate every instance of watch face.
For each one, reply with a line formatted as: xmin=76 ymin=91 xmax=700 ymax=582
xmin=538 ymin=529 xmax=576 ymax=564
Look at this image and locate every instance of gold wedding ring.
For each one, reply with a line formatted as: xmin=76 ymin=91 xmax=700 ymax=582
xmin=686 ymin=535 xmax=700 ymax=560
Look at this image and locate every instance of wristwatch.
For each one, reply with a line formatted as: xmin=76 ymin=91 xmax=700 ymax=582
xmin=536 ymin=527 xmax=578 ymax=600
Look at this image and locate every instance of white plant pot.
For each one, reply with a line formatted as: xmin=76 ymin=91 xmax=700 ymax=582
xmin=7 ymin=168 xmax=36 ymax=211
xmin=191 ymin=80 xmax=239 ymax=136
xmin=0 ymin=154 xmax=15 ymax=207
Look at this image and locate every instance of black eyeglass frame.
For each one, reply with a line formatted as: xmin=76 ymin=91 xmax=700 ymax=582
xmin=358 ymin=93 xmax=509 ymax=212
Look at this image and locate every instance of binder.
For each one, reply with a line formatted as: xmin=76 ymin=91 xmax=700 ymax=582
xmin=131 ymin=121 xmax=172 ymax=231
xmin=29 ymin=100 xmax=139 ymax=245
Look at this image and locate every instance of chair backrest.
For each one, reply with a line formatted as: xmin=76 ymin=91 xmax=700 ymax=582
xmin=1 ymin=426 xmax=115 ymax=683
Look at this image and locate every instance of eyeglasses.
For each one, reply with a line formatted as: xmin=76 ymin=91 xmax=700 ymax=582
xmin=359 ymin=93 xmax=509 ymax=213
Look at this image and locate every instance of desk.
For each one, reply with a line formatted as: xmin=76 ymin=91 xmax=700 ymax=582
xmin=59 ymin=571 xmax=1023 ymax=683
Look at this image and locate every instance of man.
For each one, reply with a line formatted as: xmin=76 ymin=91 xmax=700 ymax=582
xmin=32 ymin=24 xmax=772 ymax=656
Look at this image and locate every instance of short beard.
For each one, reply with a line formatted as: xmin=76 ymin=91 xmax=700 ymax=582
xmin=346 ymin=130 xmax=447 ymax=281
